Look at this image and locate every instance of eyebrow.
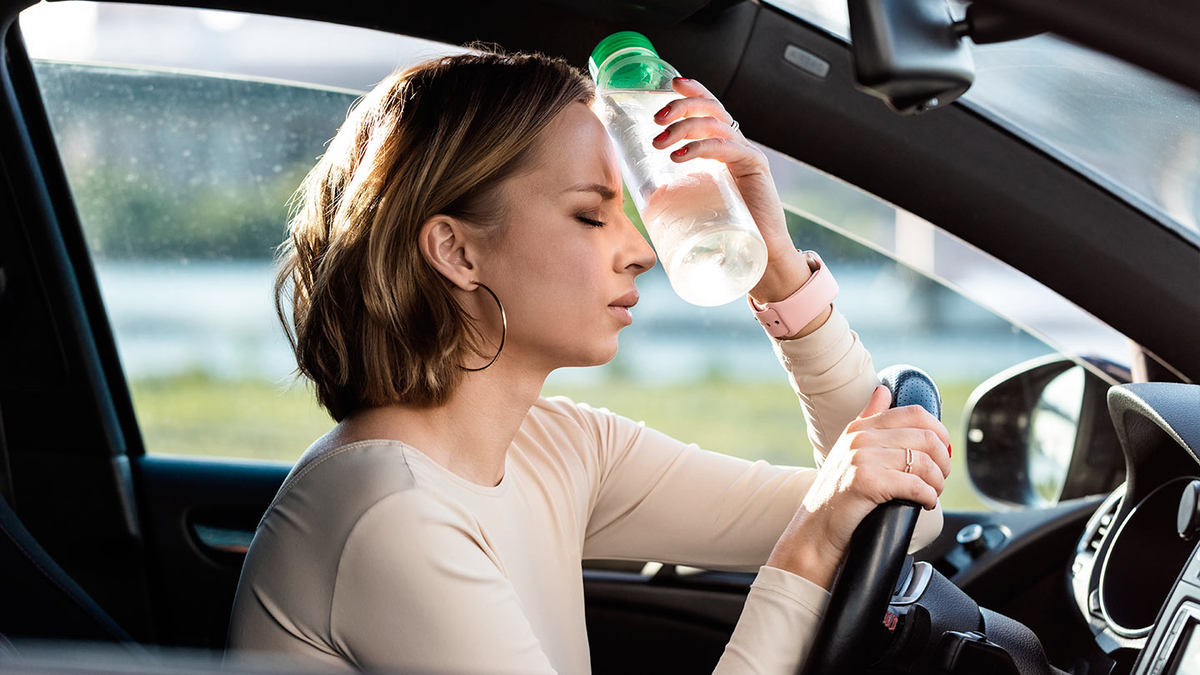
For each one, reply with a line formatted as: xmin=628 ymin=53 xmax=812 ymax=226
xmin=563 ymin=183 xmax=619 ymax=201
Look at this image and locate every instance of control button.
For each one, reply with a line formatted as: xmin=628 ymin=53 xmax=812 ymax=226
xmin=1187 ymin=545 xmax=1200 ymax=586
xmin=1180 ymin=480 xmax=1200 ymax=540
xmin=956 ymin=523 xmax=988 ymax=557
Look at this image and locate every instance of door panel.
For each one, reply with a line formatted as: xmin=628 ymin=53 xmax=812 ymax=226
xmin=134 ymin=455 xmax=289 ymax=648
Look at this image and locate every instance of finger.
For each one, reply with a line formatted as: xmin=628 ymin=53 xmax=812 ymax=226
xmin=866 ymin=468 xmax=940 ymax=511
xmin=857 ymin=403 xmax=950 ymax=448
xmin=892 ymin=447 xmax=946 ymax=497
xmin=849 ymin=441 xmax=945 ymax=497
xmin=856 ymin=461 xmax=939 ymax=511
xmin=857 ymin=385 xmax=892 ymax=420
xmin=854 ymin=428 xmax=950 ymax=477
xmin=651 ymin=115 xmax=741 ymax=150
xmin=894 ymin=472 xmax=940 ymax=511
xmin=671 ymin=76 xmax=717 ymax=99
xmin=669 ymin=138 xmax=761 ymax=170
xmin=654 ymin=92 xmax=734 ymax=127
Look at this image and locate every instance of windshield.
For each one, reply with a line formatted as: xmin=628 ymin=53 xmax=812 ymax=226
xmin=767 ymin=0 xmax=1200 ymax=247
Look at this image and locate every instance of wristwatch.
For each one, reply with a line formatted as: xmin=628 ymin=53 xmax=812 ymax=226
xmin=748 ymin=250 xmax=838 ymax=339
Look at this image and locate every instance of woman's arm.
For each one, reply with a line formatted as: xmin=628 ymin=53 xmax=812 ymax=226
xmin=649 ymin=78 xmax=883 ymax=465
xmin=580 ymin=299 xmax=941 ymax=570
xmin=766 ymin=303 xmax=882 ymax=464
xmin=328 ymin=476 xmax=829 ymax=675
xmin=330 ymin=490 xmax=559 ymax=675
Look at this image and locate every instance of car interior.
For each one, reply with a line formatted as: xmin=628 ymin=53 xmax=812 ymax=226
xmin=1 ymin=0 xmax=1200 ymax=673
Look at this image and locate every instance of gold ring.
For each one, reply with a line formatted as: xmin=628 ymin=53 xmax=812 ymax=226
xmin=905 ymin=448 xmax=914 ymax=474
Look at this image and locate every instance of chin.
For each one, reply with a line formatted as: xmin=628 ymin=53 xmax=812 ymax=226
xmin=570 ymin=339 xmax=620 ymax=368
xmin=539 ymin=326 xmax=621 ymax=369
xmin=576 ymin=349 xmax=618 ymax=369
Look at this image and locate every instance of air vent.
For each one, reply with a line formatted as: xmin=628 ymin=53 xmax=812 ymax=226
xmin=1080 ymin=485 xmax=1125 ymax=557
xmin=1072 ymin=485 xmax=1127 ymax=623
xmin=1089 ymin=508 xmax=1116 ymax=552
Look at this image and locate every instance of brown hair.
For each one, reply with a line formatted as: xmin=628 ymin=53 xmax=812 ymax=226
xmin=275 ymin=47 xmax=594 ymax=421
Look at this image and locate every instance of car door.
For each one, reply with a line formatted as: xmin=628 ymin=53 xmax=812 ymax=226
xmin=3 ymin=1 xmax=1198 ymax=674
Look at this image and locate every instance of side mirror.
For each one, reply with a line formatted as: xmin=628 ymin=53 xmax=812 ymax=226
xmin=964 ymin=355 xmax=1126 ymax=509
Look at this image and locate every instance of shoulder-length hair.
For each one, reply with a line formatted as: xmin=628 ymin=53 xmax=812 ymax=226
xmin=276 ymin=47 xmax=594 ymax=421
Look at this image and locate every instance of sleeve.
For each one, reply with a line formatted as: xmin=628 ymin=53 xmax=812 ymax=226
xmin=764 ymin=307 xmax=943 ymax=546
xmin=766 ymin=307 xmax=881 ymax=466
xmin=328 ymin=490 xmax=558 ymax=675
xmin=329 ymin=489 xmax=831 ymax=675
xmin=573 ymin=303 xmax=944 ymax=675
xmin=580 ymin=304 xmax=941 ymax=568
xmin=713 ymin=565 xmax=830 ymax=675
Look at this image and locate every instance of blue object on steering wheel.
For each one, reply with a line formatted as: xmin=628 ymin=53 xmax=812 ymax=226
xmin=878 ymin=364 xmax=941 ymax=420
xmin=796 ymin=364 xmax=941 ymax=675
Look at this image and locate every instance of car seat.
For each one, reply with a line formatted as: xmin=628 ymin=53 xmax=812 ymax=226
xmin=0 ymin=263 xmax=142 ymax=652
xmin=0 ymin=487 xmax=144 ymax=652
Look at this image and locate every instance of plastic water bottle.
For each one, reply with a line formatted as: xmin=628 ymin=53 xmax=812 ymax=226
xmin=588 ymin=32 xmax=768 ymax=307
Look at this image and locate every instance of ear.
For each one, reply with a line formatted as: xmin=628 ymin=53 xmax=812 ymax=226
xmin=418 ymin=214 xmax=479 ymax=291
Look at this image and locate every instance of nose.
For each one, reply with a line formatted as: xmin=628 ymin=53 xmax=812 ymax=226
xmin=620 ymin=213 xmax=657 ymax=274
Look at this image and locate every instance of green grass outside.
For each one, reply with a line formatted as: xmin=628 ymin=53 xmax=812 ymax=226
xmin=130 ymin=373 xmax=986 ymax=511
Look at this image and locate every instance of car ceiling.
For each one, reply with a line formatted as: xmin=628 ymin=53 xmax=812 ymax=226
xmin=31 ymin=0 xmax=1198 ymax=95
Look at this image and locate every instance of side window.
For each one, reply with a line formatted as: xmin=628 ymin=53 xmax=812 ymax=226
xmin=545 ymin=147 xmax=1131 ymax=513
xmin=21 ymin=2 xmax=466 ymax=460
xmin=22 ymin=3 xmax=1129 ymax=512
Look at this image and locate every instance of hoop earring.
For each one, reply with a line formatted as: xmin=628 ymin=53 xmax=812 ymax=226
xmin=459 ymin=280 xmax=506 ymax=372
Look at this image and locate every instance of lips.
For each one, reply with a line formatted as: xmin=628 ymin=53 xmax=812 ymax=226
xmin=609 ymin=290 xmax=639 ymax=309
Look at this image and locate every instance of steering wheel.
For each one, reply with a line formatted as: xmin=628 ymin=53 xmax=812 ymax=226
xmin=797 ymin=365 xmax=942 ymax=675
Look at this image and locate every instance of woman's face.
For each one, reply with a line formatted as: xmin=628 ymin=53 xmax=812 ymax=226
xmin=485 ymin=101 xmax=657 ymax=372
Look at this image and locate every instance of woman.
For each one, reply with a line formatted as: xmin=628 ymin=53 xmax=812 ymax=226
xmin=226 ymin=47 xmax=950 ymax=675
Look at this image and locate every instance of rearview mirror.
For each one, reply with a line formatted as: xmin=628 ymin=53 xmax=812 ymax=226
xmin=964 ymin=355 xmax=1126 ymax=509
xmin=848 ymin=0 xmax=974 ymax=114
xmin=848 ymin=0 xmax=1047 ymax=114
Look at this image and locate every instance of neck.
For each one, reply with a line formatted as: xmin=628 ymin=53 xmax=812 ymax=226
xmin=334 ymin=355 xmax=548 ymax=488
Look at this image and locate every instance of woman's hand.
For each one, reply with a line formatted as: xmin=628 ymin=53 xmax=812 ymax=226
xmin=651 ymin=77 xmax=792 ymax=258
xmin=767 ymin=385 xmax=952 ymax=590
xmin=651 ymin=77 xmax=823 ymax=324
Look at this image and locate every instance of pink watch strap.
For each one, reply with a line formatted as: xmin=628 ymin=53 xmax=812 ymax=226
xmin=748 ymin=250 xmax=838 ymax=338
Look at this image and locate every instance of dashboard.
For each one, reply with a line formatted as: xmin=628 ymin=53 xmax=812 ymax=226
xmin=1066 ymin=383 xmax=1200 ymax=675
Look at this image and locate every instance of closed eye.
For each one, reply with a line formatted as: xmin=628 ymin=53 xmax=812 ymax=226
xmin=577 ymin=216 xmax=606 ymax=228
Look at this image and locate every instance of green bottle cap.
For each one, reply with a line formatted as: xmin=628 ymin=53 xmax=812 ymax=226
xmin=588 ymin=31 xmax=660 ymax=83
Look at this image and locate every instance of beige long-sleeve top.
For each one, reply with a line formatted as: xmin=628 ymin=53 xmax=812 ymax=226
xmin=226 ymin=308 xmax=942 ymax=674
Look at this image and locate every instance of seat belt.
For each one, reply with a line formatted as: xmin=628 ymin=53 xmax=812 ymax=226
xmin=0 ymin=408 xmax=12 ymax=508
xmin=0 ymin=264 xmax=14 ymax=506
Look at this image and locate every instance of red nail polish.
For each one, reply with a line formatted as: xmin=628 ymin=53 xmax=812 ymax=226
xmin=655 ymin=104 xmax=671 ymax=118
xmin=672 ymin=147 xmax=688 ymax=157
xmin=674 ymin=76 xmax=691 ymax=82
xmin=653 ymin=130 xmax=669 ymax=144
xmin=947 ymin=443 xmax=952 ymax=458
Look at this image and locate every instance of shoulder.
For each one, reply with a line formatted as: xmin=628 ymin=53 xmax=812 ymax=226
xmin=533 ymin=394 xmax=645 ymax=436
xmin=333 ymin=488 xmax=499 ymax=601
xmin=260 ymin=440 xmax=428 ymax=532
xmin=532 ymin=393 xmax=592 ymax=423
xmin=529 ymin=395 xmax=649 ymax=466
xmin=345 ymin=487 xmax=480 ymax=547
xmin=531 ymin=394 xmax=647 ymax=447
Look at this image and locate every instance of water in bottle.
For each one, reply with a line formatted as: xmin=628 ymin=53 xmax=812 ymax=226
xmin=589 ymin=32 xmax=768 ymax=307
